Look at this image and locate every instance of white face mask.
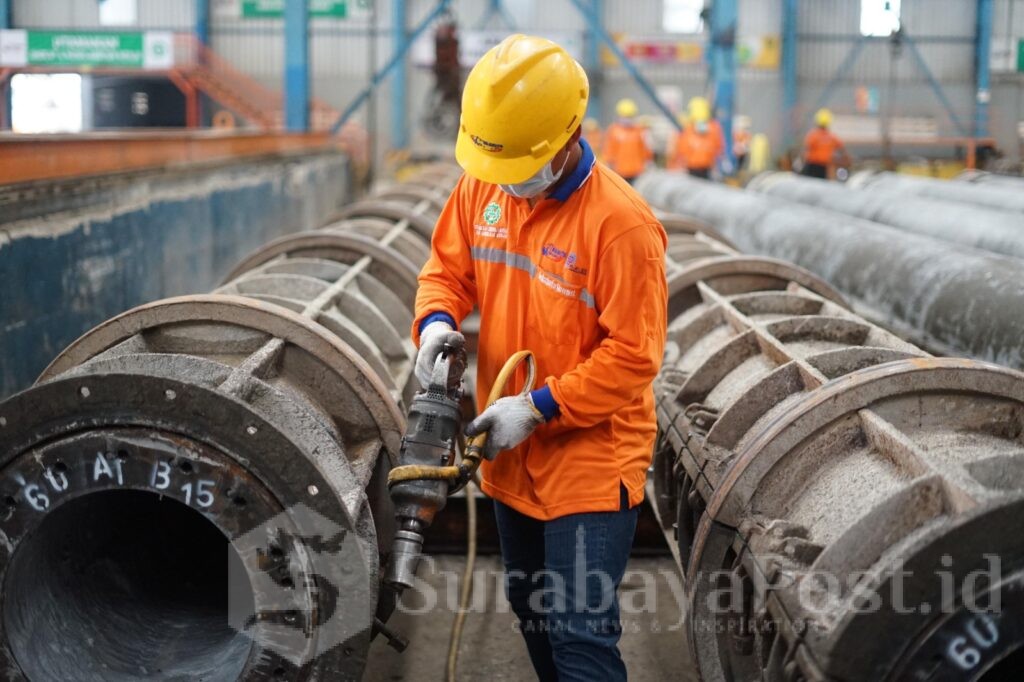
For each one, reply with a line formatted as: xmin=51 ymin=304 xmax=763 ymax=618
xmin=499 ymin=153 xmax=568 ymax=199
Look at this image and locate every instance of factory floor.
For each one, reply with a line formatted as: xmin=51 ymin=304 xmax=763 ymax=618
xmin=365 ymin=555 xmax=696 ymax=681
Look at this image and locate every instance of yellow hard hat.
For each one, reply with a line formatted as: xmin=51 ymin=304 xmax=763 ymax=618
xmin=688 ymin=97 xmax=711 ymax=123
xmin=456 ymin=34 xmax=589 ymax=185
xmin=815 ymin=108 xmax=833 ymax=127
xmin=616 ymin=98 xmax=638 ymax=118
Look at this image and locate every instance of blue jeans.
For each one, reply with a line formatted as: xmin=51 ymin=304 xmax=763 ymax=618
xmin=493 ymin=486 xmax=639 ymax=681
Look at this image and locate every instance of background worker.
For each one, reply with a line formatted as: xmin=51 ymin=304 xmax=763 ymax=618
xmin=582 ymin=117 xmax=603 ymax=152
xmin=669 ymin=96 xmax=724 ymax=179
xmin=600 ymin=98 xmax=653 ymax=184
xmin=802 ymin=108 xmax=850 ymax=179
xmin=413 ymin=35 xmax=668 ymax=682
xmin=733 ymin=115 xmax=752 ymax=172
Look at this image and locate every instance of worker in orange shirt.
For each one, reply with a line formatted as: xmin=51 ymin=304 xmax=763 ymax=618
xmin=600 ymin=98 xmax=653 ymax=184
xmin=669 ymin=97 xmax=724 ymax=179
xmin=582 ymin=117 xmax=602 ymax=152
xmin=733 ymin=115 xmax=752 ymax=171
xmin=802 ymin=108 xmax=850 ymax=179
xmin=413 ymin=35 xmax=667 ymax=681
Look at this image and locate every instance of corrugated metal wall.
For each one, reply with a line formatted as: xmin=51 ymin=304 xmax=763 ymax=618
xmin=12 ymin=0 xmax=194 ymax=29
xmin=7 ymin=0 xmax=1024 ymax=160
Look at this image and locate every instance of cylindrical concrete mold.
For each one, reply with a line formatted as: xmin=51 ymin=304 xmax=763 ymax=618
xmin=956 ymin=169 xmax=1024 ymax=190
xmin=748 ymin=171 xmax=1024 ymax=261
xmin=637 ymin=171 xmax=1024 ymax=369
xmin=0 ymin=167 xmax=458 ymax=681
xmin=849 ymin=170 xmax=1024 ymax=215
xmin=648 ymin=213 xmax=1024 ymax=682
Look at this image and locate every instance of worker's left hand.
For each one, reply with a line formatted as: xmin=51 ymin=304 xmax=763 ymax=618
xmin=464 ymin=394 xmax=544 ymax=460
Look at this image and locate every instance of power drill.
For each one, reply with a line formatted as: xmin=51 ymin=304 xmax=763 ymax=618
xmin=385 ymin=340 xmax=469 ymax=591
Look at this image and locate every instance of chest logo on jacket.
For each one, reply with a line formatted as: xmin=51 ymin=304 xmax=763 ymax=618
xmin=483 ymin=201 xmax=501 ymax=225
xmin=542 ymin=243 xmax=589 ymax=277
xmin=475 ymin=201 xmax=508 ymax=239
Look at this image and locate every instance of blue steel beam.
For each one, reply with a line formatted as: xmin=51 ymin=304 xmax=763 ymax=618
xmin=709 ymin=0 xmax=737 ymax=169
xmin=284 ymin=0 xmax=309 ymax=132
xmin=802 ymin=36 xmax=866 ymax=131
xmin=1 ymin=0 xmax=10 ymax=29
xmin=569 ymin=0 xmax=681 ymax=131
xmin=782 ymin=0 xmax=798 ymax=146
xmin=583 ymin=0 xmax=603 ymax=120
xmin=974 ymin=0 xmax=993 ymax=138
xmin=905 ymin=34 xmax=967 ymax=136
xmin=475 ymin=0 xmax=516 ymax=29
xmin=331 ymin=0 xmax=452 ymax=135
xmin=391 ymin=0 xmax=408 ymax=150
xmin=195 ymin=0 xmax=209 ymax=45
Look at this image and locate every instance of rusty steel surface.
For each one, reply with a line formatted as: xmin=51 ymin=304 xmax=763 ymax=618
xmin=638 ymin=171 xmax=1024 ymax=370
xmin=749 ymin=172 xmax=1024 ymax=261
xmin=0 ymin=164 xmax=461 ymax=680
xmin=644 ymin=205 xmax=1024 ymax=680
xmin=0 ymin=130 xmax=348 ymax=186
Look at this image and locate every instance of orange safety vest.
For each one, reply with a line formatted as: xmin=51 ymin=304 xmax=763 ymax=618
xmin=671 ymin=121 xmax=724 ymax=171
xmin=413 ymin=149 xmax=668 ymax=520
xmin=600 ymin=122 xmax=652 ymax=180
xmin=804 ymin=127 xmax=844 ymax=165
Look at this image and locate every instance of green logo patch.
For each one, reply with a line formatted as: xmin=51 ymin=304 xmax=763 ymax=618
xmin=483 ymin=202 xmax=501 ymax=225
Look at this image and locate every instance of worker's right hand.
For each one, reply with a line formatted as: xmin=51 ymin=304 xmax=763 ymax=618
xmin=415 ymin=321 xmax=465 ymax=388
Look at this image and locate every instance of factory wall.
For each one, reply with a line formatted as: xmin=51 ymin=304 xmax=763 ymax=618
xmin=6 ymin=0 xmax=1024 ymax=159
xmin=11 ymin=0 xmax=195 ymax=29
xmin=0 ymin=151 xmax=352 ymax=399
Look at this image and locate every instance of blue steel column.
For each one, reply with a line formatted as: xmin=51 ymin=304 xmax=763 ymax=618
xmin=195 ymin=0 xmax=209 ymax=46
xmin=1 ymin=0 xmax=9 ymax=131
xmin=782 ymin=0 xmax=798 ymax=146
xmin=974 ymin=0 xmax=993 ymax=139
xmin=709 ymin=0 xmax=737 ymax=169
xmin=391 ymin=0 xmax=408 ymax=150
xmin=195 ymin=0 xmax=209 ymax=126
xmin=284 ymin=0 xmax=310 ymax=132
xmin=584 ymin=0 xmax=603 ymax=119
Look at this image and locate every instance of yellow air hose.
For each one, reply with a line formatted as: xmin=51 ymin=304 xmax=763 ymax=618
xmin=387 ymin=350 xmax=536 ymax=490
xmin=446 ymin=350 xmax=535 ymax=681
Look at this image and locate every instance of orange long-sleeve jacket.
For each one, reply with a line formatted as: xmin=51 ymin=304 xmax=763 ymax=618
xmin=413 ymin=141 xmax=668 ymax=520
xmin=804 ymin=127 xmax=845 ymax=165
xmin=600 ymin=122 xmax=652 ymax=180
xmin=669 ymin=121 xmax=725 ymax=171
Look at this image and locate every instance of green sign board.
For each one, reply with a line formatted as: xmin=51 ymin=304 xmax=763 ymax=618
xmin=0 ymin=29 xmax=174 ymax=69
xmin=27 ymin=31 xmax=143 ymax=67
xmin=1018 ymin=39 xmax=1024 ymax=73
xmin=242 ymin=0 xmax=347 ymax=18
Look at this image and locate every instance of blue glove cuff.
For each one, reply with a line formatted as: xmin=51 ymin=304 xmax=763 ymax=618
xmin=418 ymin=311 xmax=457 ymax=335
xmin=529 ymin=386 xmax=559 ymax=421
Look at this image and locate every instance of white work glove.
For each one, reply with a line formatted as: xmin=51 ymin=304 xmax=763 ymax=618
xmin=464 ymin=394 xmax=545 ymax=460
xmin=415 ymin=321 xmax=465 ymax=388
